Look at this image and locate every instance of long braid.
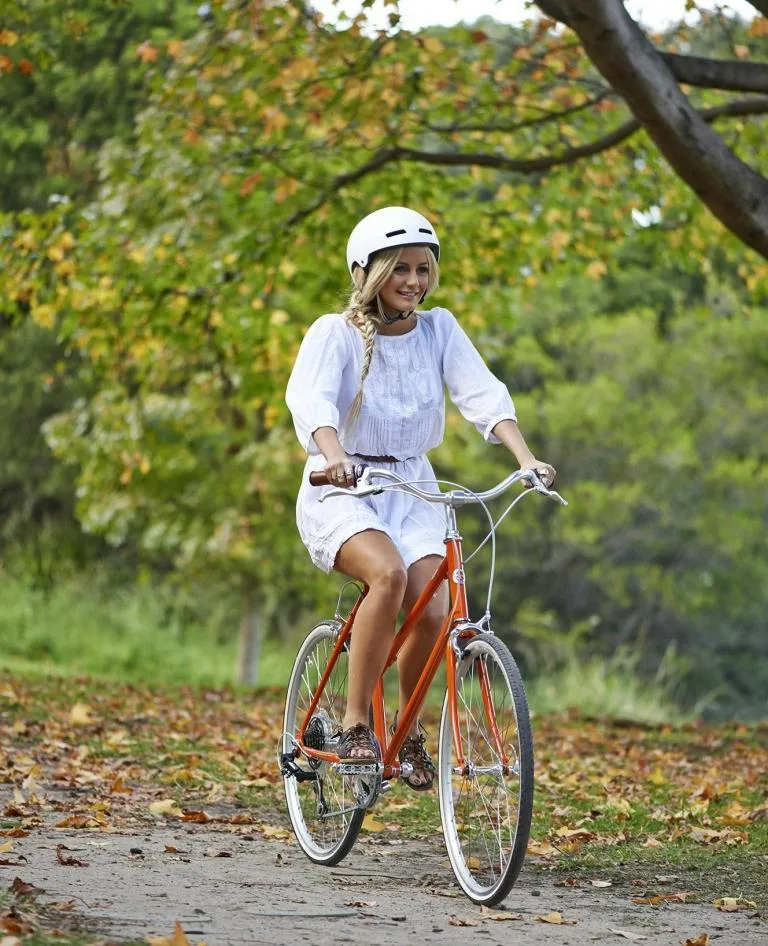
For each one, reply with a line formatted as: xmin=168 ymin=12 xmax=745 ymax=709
xmin=344 ymin=284 xmax=377 ymax=427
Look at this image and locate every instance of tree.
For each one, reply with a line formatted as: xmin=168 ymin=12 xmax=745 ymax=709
xmin=0 ymin=0 xmax=201 ymax=211
xmin=534 ymin=0 xmax=768 ymax=256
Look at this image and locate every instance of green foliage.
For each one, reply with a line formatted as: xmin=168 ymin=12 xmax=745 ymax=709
xmin=0 ymin=0 xmax=201 ymax=211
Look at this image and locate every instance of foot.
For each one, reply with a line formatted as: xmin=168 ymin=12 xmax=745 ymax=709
xmin=337 ymin=722 xmax=380 ymax=762
xmin=391 ymin=715 xmax=435 ymax=791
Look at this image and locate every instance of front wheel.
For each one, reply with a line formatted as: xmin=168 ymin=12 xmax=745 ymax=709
xmin=438 ymin=633 xmax=534 ymax=905
xmin=282 ymin=621 xmax=364 ymax=866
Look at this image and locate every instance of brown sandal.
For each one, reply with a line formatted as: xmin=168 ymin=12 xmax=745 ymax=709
xmin=337 ymin=723 xmax=380 ymax=763
xmin=391 ymin=714 xmax=435 ymax=791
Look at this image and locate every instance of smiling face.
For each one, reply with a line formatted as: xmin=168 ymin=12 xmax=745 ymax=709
xmin=377 ymin=245 xmax=430 ymax=316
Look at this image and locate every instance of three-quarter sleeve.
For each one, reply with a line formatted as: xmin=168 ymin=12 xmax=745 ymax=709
xmin=286 ymin=314 xmax=352 ymax=454
xmin=436 ymin=308 xmax=516 ymax=443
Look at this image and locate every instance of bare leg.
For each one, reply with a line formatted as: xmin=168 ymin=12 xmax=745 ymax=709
xmin=397 ymin=555 xmax=449 ymax=786
xmin=334 ymin=530 xmax=407 ymax=755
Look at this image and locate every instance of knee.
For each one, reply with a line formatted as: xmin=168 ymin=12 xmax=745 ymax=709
xmin=417 ymin=599 xmax=447 ymax=637
xmin=368 ymin=563 xmax=408 ymax=603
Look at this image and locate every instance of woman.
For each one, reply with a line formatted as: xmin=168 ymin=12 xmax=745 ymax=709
xmin=285 ymin=206 xmax=555 ymax=789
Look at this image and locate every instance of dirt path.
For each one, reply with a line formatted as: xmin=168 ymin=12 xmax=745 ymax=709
xmin=13 ymin=819 xmax=767 ymax=946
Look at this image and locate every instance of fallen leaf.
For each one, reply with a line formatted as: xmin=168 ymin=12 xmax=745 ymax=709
xmin=55 ymin=845 xmax=88 ymax=867
xmin=527 ymin=839 xmax=559 ymax=856
xmin=590 ymin=879 xmax=613 ymax=887
xmin=109 ymin=776 xmax=132 ymax=794
xmin=345 ymin=900 xmax=377 ymax=907
xmin=163 ymin=845 xmax=188 ymax=855
xmin=69 ymin=702 xmax=96 ymax=726
xmin=448 ymin=915 xmax=481 ymax=927
xmin=0 ymin=842 xmax=12 ymax=854
xmin=149 ymin=799 xmax=183 ymax=818
xmin=535 ymin=912 xmax=576 ymax=924
xmin=146 ymin=921 xmax=193 ymax=946
xmin=361 ymin=814 xmax=386 ymax=833
xmin=609 ymin=930 xmax=647 ymax=942
xmin=10 ymin=877 xmax=43 ymax=897
xmin=714 ymin=897 xmax=757 ymax=912
xmin=479 ymin=906 xmax=524 ymax=921
xmin=681 ymin=936 xmax=710 ymax=946
xmin=181 ymin=809 xmax=210 ymax=823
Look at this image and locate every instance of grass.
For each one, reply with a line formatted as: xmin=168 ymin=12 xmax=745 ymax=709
xmin=0 ymin=571 xmax=701 ymax=724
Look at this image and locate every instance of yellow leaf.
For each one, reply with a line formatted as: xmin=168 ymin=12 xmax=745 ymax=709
xmin=0 ymin=29 xmax=20 ymax=46
xmin=714 ymin=897 xmax=757 ymax=912
xmin=586 ymin=259 xmax=608 ymax=280
xmin=69 ymin=703 xmax=96 ymax=726
xmin=535 ymin=911 xmax=576 ymax=924
xmin=208 ymin=93 xmax=226 ymax=109
xmin=0 ymin=840 xmax=13 ymax=854
xmin=274 ymin=177 xmax=298 ymax=204
xmin=361 ymin=814 xmax=386 ymax=833
xmin=149 ymin=799 xmax=183 ymax=818
xmin=270 ymin=310 xmax=289 ymax=326
xmin=31 ymin=304 xmax=57 ymax=330
xmin=682 ymin=935 xmax=710 ymax=946
xmin=421 ymin=36 xmax=444 ymax=54
xmin=527 ymin=839 xmax=558 ymax=856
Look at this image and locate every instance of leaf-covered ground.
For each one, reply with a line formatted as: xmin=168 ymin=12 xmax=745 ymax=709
xmin=1 ymin=671 xmax=766 ymax=944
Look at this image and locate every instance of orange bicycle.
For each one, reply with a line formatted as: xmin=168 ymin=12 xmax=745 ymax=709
xmin=279 ymin=465 xmax=567 ymax=905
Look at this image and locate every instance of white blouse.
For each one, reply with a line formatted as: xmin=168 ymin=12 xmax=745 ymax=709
xmin=285 ymin=307 xmax=516 ymax=460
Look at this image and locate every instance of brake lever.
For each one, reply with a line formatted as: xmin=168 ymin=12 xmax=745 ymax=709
xmin=317 ymin=466 xmax=384 ymax=503
xmin=523 ymin=469 xmax=569 ymax=507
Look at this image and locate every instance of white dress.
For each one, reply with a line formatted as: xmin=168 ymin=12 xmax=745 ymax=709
xmin=285 ymin=307 xmax=517 ymax=573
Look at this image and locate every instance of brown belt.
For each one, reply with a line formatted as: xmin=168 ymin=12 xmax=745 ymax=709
xmin=353 ymin=453 xmax=413 ymax=463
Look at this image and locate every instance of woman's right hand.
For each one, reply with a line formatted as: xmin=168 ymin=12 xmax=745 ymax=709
xmin=324 ymin=454 xmax=358 ymax=488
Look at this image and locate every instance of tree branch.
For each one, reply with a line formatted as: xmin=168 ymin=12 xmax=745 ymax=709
xmin=285 ymin=97 xmax=768 ymax=231
xmin=535 ymin=0 xmax=768 ymax=256
xmin=663 ymin=53 xmax=768 ymax=94
xmin=538 ymin=0 xmax=768 ymax=94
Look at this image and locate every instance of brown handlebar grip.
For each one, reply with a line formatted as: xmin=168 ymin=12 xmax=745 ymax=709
xmin=309 ymin=463 xmax=367 ymax=487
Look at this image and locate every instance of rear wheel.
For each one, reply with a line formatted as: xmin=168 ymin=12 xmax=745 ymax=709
xmin=438 ymin=633 xmax=534 ymax=905
xmin=282 ymin=621 xmax=364 ymax=865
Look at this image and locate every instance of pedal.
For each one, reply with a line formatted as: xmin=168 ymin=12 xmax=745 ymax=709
xmin=331 ymin=761 xmax=383 ymax=776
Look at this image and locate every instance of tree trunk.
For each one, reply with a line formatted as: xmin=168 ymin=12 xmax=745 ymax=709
xmin=236 ymin=585 xmax=263 ymax=686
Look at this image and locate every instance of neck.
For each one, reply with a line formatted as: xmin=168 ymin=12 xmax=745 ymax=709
xmin=381 ymin=309 xmax=414 ymax=325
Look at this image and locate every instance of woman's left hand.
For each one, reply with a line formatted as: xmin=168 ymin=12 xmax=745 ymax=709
xmin=526 ymin=460 xmax=556 ymax=488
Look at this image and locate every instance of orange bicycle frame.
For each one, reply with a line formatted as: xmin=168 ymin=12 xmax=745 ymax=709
xmin=294 ymin=525 xmax=498 ymax=778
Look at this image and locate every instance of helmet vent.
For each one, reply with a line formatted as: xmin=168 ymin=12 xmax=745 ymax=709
xmin=418 ymin=228 xmax=433 ymax=235
xmin=385 ymin=228 xmax=407 ymax=237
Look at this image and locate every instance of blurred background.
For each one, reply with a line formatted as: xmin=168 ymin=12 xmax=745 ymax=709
xmin=1 ymin=0 xmax=766 ymax=721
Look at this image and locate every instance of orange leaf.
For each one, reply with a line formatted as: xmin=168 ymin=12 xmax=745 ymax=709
xmin=181 ymin=809 xmax=210 ymax=823
xmin=137 ymin=41 xmax=158 ymax=63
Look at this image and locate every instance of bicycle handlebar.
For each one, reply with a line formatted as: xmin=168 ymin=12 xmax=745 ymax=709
xmin=311 ymin=465 xmax=568 ymax=507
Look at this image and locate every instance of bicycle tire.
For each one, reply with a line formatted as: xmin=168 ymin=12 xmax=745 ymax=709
xmin=282 ymin=621 xmax=365 ymax=865
xmin=438 ymin=633 xmax=534 ymax=905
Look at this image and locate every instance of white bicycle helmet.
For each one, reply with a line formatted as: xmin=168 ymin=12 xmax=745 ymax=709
xmin=346 ymin=206 xmax=440 ymax=274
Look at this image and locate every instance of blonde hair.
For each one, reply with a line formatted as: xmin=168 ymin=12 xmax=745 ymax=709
xmin=344 ymin=245 xmax=439 ymax=427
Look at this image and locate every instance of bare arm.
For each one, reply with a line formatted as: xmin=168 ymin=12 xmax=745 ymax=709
xmin=491 ymin=419 xmax=556 ymax=486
